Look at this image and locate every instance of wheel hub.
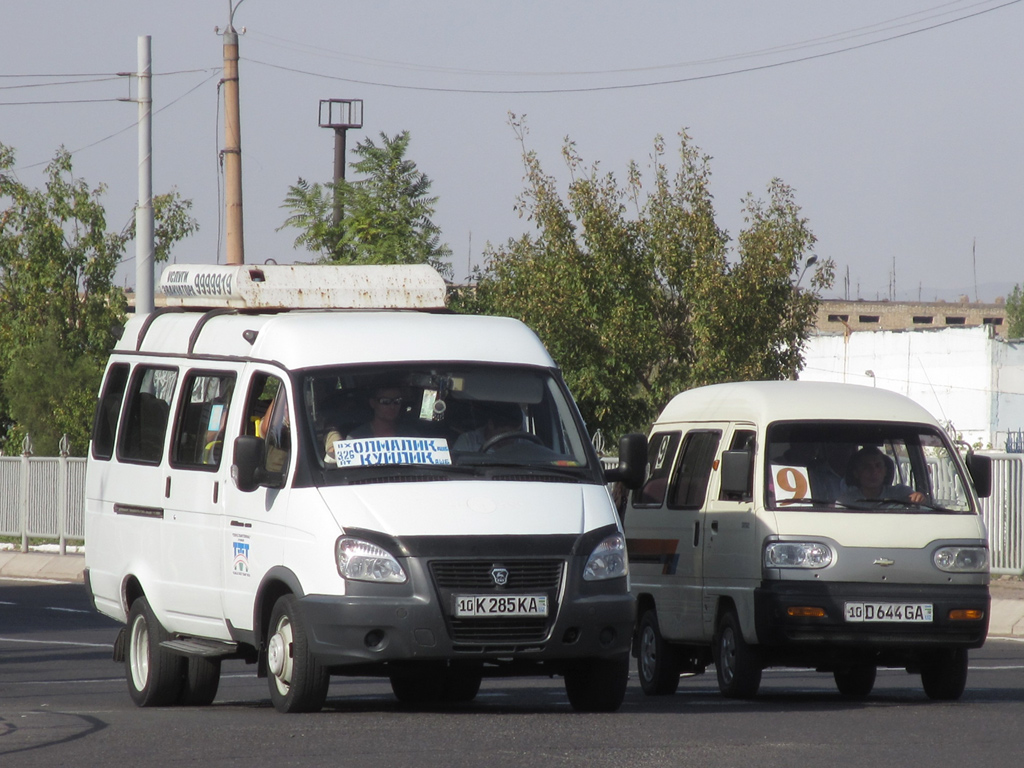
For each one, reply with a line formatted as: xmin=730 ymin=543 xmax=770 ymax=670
xmin=268 ymin=632 xmax=287 ymax=678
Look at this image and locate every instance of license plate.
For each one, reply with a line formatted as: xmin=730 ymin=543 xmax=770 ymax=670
xmin=454 ymin=595 xmax=549 ymax=618
xmin=844 ymin=602 xmax=933 ymax=623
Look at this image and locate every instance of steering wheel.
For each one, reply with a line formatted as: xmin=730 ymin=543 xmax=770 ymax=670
xmin=481 ymin=430 xmax=544 ymax=453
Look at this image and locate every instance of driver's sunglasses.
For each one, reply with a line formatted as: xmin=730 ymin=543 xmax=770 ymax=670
xmin=377 ymin=397 xmax=403 ymax=406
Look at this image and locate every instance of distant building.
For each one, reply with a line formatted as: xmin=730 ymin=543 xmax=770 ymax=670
xmin=816 ymin=299 xmax=1007 ymax=337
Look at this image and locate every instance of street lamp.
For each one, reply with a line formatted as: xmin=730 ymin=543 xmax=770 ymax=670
xmin=319 ymin=99 xmax=364 ymax=225
xmin=865 ymin=370 xmax=876 ymax=387
xmin=796 ymin=255 xmax=819 ymax=290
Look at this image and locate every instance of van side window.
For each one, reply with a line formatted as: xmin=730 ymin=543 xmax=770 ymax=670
xmin=667 ymin=430 xmax=721 ymax=509
xmin=171 ymin=371 xmax=236 ymax=470
xmin=244 ymin=374 xmax=290 ymax=475
xmin=91 ymin=363 xmax=130 ymax=461
xmin=719 ymin=429 xmax=756 ymax=501
xmin=632 ymin=431 xmax=681 ymax=507
xmin=117 ymin=366 xmax=178 ymax=464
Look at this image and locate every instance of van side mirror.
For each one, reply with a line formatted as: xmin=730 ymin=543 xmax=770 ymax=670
xmin=232 ymin=436 xmax=264 ymax=492
xmin=604 ymin=433 xmax=648 ymax=489
xmin=720 ymin=450 xmax=753 ymax=499
xmin=966 ymin=453 xmax=992 ymax=498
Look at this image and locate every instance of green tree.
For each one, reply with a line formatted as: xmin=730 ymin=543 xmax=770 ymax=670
xmin=455 ymin=117 xmax=833 ymax=440
xmin=0 ymin=143 xmax=198 ymax=455
xmin=1006 ymin=284 xmax=1024 ymax=338
xmin=279 ymin=131 xmax=452 ymax=278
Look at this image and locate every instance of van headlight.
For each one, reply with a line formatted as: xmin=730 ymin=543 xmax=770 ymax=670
xmin=336 ymin=537 xmax=407 ymax=583
xmin=933 ymin=546 xmax=988 ymax=573
xmin=583 ymin=533 xmax=628 ymax=581
xmin=764 ymin=541 xmax=833 ymax=569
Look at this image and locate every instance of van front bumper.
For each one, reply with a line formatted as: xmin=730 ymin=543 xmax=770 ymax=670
xmin=293 ymin=587 xmax=635 ymax=672
xmin=754 ymin=581 xmax=990 ymax=650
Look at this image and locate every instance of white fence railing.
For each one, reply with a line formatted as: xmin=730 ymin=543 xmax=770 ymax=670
xmin=0 ymin=455 xmax=86 ymax=554
xmin=4 ymin=453 xmax=1024 ymax=575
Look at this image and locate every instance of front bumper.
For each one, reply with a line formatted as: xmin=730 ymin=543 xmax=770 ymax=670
xmin=754 ymin=581 xmax=990 ymax=651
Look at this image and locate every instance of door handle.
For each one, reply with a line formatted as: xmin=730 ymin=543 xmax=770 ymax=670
xmin=710 ymin=520 xmax=719 ymax=533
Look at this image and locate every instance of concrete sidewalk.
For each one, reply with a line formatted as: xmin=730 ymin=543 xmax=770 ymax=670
xmin=3 ymin=550 xmax=1024 ymax=638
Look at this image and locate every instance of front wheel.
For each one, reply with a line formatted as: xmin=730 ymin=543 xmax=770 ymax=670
xmin=564 ymin=655 xmax=629 ymax=713
xmin=125 ymin=597 xmax=184 ymax=707
xmin=637 ymin=609 xmax=682 ymax=696
xmin=920 ymin=648 xmax=969 ymax=701
xmin=713 ymin=611 xmax=762 ymax=699
xmin=389 ymin=664 xmax=483 ymax=705
xmin=267 ymin=594 xmax=330 ymax=713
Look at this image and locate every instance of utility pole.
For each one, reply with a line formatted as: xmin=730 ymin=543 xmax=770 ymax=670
xmin=135 ymin=35 xmax=154 ymax=314
xmin=219 ymin=1 xmax=246 ymax=265
xmin=319 ymin=99 xmax=363 ymax=225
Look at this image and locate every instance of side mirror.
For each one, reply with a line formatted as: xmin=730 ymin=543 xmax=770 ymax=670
xmin=966 ymin=453 xmax=992 ymax=498
xmin=604 ymin=433 xmax=648 ymax=490
xmin=720 ymin=450 xmax=753 ymax=499
xmin=232 ymin=435 xmax=265 ymax=493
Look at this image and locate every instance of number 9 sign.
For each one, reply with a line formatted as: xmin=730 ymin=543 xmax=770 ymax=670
xmin=771 ymin=465 xmax=810 ymax=501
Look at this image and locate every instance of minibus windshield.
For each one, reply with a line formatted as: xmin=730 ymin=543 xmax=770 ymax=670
xmin=300 ymin=364 xmax=594 ymax=478
xmin=765 ymin=421 xmax=975 ymax=513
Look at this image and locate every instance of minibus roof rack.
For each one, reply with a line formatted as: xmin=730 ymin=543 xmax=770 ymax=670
xmin=158 ymin=263 xmax=447 ymax=310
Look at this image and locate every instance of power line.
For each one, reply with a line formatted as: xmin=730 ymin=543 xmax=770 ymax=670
xmin=243 ymin=0 xmax=1020 ymax=94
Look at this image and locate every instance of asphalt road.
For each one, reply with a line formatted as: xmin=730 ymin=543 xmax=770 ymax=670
xmin=3 ymin=579 xmax=1024 ymax=768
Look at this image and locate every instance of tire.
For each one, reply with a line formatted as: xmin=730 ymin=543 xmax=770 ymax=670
xmin=178 ymin=656 xmax=222 ymax=706
xmin=921 ymin=648 xmax=969 ymax=701
xmin=389 ymin=665 xmax=483 ymax=704
xmin=713 ymin=611 xmax=762 ymax=699
xmin=267 ymin=594 xmax=330 ymax=713
xmin=637 ymin=609 xmax=682 ymax=696
xmin=125 ymin=597 xmax=184 ymax=707
xmin=834 ymin=663 xmax=876 ymax=698
xmin=564 ymin=654 xmax=630 ymax=713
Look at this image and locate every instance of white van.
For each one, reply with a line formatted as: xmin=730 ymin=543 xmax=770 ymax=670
xmin=623 ymin=381 xmax=991 ymax=700
xmin=84 ymin=263 xmax=646 ymax=713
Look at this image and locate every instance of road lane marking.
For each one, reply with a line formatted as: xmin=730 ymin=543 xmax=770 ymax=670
xmin=0 ymin=637 xmax=110 ymax=649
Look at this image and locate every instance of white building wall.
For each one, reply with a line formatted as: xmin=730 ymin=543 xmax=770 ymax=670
xmin=799 ymin=326 xmax=1024 ymax=448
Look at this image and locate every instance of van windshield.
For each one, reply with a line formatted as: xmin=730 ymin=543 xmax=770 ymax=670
xmin=300 ymin=364 xmax=594 ymax=479
xmin=765 ymin=421 xmax=975 ymax=513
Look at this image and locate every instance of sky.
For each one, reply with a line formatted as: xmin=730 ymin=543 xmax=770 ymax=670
xmin=2 ymin=1 xmax=1022 ymax=302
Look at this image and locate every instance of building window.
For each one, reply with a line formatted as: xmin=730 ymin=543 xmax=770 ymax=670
xmin=945 ymin=316 xmax=966 ymax=325
xmin=983 ymin=317 xmax=1004 ymax=326
xmin=913 ymin=316 xmax=933 ymax=324
xmin=858 ymin=315 xmax=880 ymax=323
xmin=827 ymin=314 xmax=849 ymax=323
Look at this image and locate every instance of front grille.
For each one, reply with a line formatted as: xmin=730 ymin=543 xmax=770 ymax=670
xmin=429 ymin=559 xmax=565 ymax=648
xmin=430 ymin=560 xmax=563 ymax=589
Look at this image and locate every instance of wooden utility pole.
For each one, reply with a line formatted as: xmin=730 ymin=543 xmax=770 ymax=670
xmin=220 ymin=3 xmax=245 ymax=265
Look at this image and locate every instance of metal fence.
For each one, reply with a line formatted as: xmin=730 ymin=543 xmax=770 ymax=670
xmin=0 ymin=455 xmax=86 ymax=554
xmin=4 ymin=452 xmax=1024 ymax=575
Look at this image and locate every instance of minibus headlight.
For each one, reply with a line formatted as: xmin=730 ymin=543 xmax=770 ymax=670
xmin=583 ymin=533 xmax=628 ymax=581
xmin=764 ymin=541 xmax=833 ymax=569
xmin=336 ymin=537 xmax=407 ymax=583
xmin=933 ymin=546 xmax=988 ymax=573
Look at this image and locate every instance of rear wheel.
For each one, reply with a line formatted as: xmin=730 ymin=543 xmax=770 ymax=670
xmin=834 ymin=662 xmax=876 ymax=698
xmin=125 ymin=597 xmax=184 ymax=707
xmin=637 ymin=608 xmax=682 ymax=696
xmin=178 ymin=656 xmax=222 ymax=706
xmin=389 ymin=664 xmax=484 ymax=704
xmin=564 ymin=654 xmax=629 ymax=713
xmin=267 ymin=594 xmax=330 ymax=713
xmin=713 ymin=611 xmax=762 ymax=699
xmin=920 ymin=648 xmax=969 ymax=701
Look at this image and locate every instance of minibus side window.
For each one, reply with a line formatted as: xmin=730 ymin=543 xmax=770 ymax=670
xmin=91 ymin=363 xmax=130 ymax=461
xmin=667 ymin=430 xmax=721 ymax=510
xmin=632 ymin=432 xmax=681 ymax=507
xmin=171 ymin=371 xmax=236 ymax=470
xmin=117 ymin=366 xmax=178 ymax=465
xmin=719 ymin=429 xmax=756 ymax=502
xmin=244 ymin=374 xmax=290 ymax=476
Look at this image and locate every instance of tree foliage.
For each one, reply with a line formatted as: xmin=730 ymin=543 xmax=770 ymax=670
xmin=0 ymin=143 xmax=197 ymax=455
xmin=455 ymin=117 xmax=833 ymax=440
xmin=1006 ymin=284 xmax=1024 ymax=339
xmin=279 ymin=131 xmax=452 ymax=278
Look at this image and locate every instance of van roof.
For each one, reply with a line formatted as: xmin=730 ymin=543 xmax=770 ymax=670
xmin=656 ymin=381 xmax=940 ymax=428
xmin=116 ymin=310 xmax=556 ymax=370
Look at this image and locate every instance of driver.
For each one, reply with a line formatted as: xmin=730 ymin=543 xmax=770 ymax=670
xmin=454 ymin=401 xmax=525 ymax=452
xmin=839 ymin=446 xmax=926 ymax=504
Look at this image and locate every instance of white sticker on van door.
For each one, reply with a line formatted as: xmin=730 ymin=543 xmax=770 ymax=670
xmin=333 ymin=437 xmax=453 ymax=467
xmin=771 ymin=465 xmax=811 ymax=501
